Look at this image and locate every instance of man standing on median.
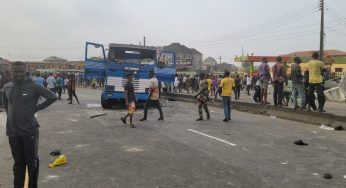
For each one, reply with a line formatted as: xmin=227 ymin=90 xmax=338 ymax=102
xmin=291 ymin=57 xmax=306 ymax=110
xmin=2 ymin=62 xmax=57 ymax=188
xmin=258 ymin=57 xmax=271 ymax=105
xmin=140 ymin=70 xmax=164 ymax=122
xmin=307 ymin=52 xmax=326 ymax=113
xmin=220 ymin=71 xmax=235 ymax=122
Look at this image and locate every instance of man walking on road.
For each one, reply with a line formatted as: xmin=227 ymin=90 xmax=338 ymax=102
xmin=219 ymin=71 xmax=235 ymax=122
xmin=258 ymin=57 xmax=271 ymax=105
xmin=121 ymin=74 xmax=137 ymax=128
xmin=68 ymin=75 xmax=80 ymax=104
xmin=246 ymin=75 xmax=252 ymax=95
xmin=194 ymin=73 xmax=210 ymax=121
xmin=2 ymin=62 xmax=57 ymax=188
xmin=33 ymin=73 xmax=45 ymax=86
xmin=307 ymin=52 xmax=326 ymax=112
xmin=46 ymin=73 xmax=56 ymax=94
xmin=56 ymin=74 xmax=64 ymax=100
xmin=291 ymin=57 xmax=306 ymax=110
xmin=140 ymin=71 xmax=164 ymax=121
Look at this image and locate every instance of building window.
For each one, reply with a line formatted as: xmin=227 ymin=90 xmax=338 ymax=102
xmin=335 ymin=68 xmax=343 ymax=72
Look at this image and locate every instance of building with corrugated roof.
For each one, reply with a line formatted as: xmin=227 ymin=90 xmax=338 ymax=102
xmin=163 ymin=43 xmax=203 ymax=71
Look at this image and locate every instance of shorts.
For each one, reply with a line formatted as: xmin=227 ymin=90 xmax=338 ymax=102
xmin=260 ymin=79 xmax=269 ymax=89
xmin=127 ymin=102 xmax=136 ymax=114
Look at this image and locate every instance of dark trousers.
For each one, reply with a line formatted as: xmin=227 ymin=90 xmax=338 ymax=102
xmin=56 ymin=86 xmax=62 ymax=99
xmin=143 ymin=100 xmax=163 ymax=119
xmin=234 ymin=87 xmax=240 ymax=99
xmin=308 ymin=83 xmax=326 ymax=110
xmin=273 ymin=81 xmax=284 ymax=105
xmin=49 ymin=88 xmax=56 ymax=94
xmin=69 ymin=90 xmax=80 ymax=103
xmin=222 ymin=96 xmax=231 ymax=119
xmin=246 ymin=85 xmax=251 ymax=95
xmin=253 ymin=88 xmax=261 ymax=103
xmin=8 ymin=133 xmax=39 ymax=188
xmin=198 ymin=100 xmax=210 ymax=119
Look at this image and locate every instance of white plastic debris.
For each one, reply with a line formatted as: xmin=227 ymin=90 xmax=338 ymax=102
xmin=319 ymin=124 xmax=334 ymax=131
xmin=270 ymin=115 xmax=277 ymax=119
xmin=312 ymin=173 xmax=319 ymax=176
xmin=87 ymin=103 xmax=102 ymax=108
xmin=343 ymin=175 xmax=346 ymax=179
xmin=281 ymin=161 xmax=289 ymax=165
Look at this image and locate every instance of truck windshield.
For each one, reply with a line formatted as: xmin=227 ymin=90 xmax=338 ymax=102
xmin=108 ymin=47 xmax=156 ymax=65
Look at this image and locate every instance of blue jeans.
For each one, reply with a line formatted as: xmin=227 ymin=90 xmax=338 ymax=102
xmin=222 ymin=96 xmax=231 ymax=119
xmin=292 ymin=83 xmax=306 ymax=107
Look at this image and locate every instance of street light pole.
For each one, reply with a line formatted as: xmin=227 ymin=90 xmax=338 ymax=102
xmin=320 ymin=0 xmax=324 ymax=61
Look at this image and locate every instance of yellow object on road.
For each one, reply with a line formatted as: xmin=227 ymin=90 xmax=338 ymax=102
xmin=49 ymin=155 xmax=67 ymax=168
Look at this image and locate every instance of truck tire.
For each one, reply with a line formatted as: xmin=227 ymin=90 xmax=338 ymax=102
xmin=101 ymin=99 xmax=112 ymax=109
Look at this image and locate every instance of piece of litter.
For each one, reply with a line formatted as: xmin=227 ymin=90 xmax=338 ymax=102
xmin=87 ymin=104 xmax=102 ymax=108
xmin=90 ymin=113 xmax=108 ymax=118
xmin=41 ymin=175 xmax=59 ymax=183
xmin=323 ymin=173 xmax=332 ymax=179
xmin=312 ymin=173 xmax=319 ymax=176
xmin=49 ymin=149 xmax=61 ymax=156
xmin=334 ymin=125 xmax=343 ymax=131
xmin=34 ymin=113 xmax=38 ymax=118
xmin=270 ymin=115 xmax=276 ymax=119
xmin=343 ymin=175 xmax=346 ymax=179
xmin=294 ymin=140 xmax=308 ymax=146
xmin=68 ymin=119 xmax=78 ymax=122
xmin=122 ymin=146 xmax=144 ymax=152
xmin=319 ymin=124 xmax=334 ymax=131
xmin=56 ymin=130 xmax=72 ymax=134
xmin=281 ymin=161 xmax=289 ymax=165
xmin=49 ymin=155 xmax=67 ymax=168
xmin=74 ymin=144 xmax=90 ymax=148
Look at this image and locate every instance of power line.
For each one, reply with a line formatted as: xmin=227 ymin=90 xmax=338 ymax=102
xmin=184 ymin=3 xmax=319 ymax=46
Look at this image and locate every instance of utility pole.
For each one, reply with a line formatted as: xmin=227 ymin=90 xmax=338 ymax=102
xmin=217 ymin=56 xmax=222 ymax=64
xmin=143 ymin=36 xmax=146 ymax=47
xmin=320 ymin=0 xmax=324 ymax=61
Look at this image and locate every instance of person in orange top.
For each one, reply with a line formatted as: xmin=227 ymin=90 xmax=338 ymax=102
xmin=219 ymin=71 xmax=235 ymax=122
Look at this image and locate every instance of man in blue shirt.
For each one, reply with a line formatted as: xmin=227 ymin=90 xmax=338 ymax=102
xmin=33 ymin=73 xmax=45 ymax=86
xmin=56 ymin=74 xmax=64 ymax=100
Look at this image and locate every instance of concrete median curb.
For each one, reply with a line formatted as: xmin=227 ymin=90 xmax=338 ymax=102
xmin=162 ymin=93 xmax=346 ymax=127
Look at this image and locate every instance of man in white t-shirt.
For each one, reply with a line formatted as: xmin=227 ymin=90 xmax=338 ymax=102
xmin=46 ymin=73 xmax=56 ymax=94
xmin=246 ymin=75 xmax=252 ymax=95
xmin=140 ymin=71 xmax=164 ymax=121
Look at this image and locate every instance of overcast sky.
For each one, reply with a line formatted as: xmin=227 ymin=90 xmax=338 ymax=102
xmin=0 ymin=0 xmax=346 ymax=64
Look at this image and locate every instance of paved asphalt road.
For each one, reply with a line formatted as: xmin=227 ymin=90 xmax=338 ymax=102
xmin=1 ymin=88 xmax=345 ymax=188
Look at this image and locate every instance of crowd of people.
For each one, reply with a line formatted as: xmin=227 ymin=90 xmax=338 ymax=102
xmin=0 ymin=52 xmax=329 ymax=187
xmin=169 ymin=51 xmax=328 ymax=113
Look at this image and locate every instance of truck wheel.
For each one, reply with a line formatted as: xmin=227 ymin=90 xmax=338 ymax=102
xmin=101 ymin=99 xmax=112 ymax=109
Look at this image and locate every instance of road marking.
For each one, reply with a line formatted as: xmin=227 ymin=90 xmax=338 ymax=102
xmin=187 ymin=129 xmax=236 ymax=146
xmin=74 ymin=144 xmax=90 ymax=148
